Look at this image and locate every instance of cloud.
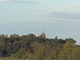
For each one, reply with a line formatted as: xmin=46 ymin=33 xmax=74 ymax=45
xmin=0 ymin=0 xmax=41 ymax=4
xmin=51 ymin=3 xmax=80 ymax=11
xmin=44 ymin=10 xmax=80 ymax=22
xmin=13 ymin=0 xmax=41 ymax=4
xmin=20 ymin=10 xmax=80 ymax=23
xmin=0 ymin=0 xmax=8 ymax=2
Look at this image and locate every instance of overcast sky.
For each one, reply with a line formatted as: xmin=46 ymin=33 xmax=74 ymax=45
xmin=0 ymin=0 xmax=80 ymax=44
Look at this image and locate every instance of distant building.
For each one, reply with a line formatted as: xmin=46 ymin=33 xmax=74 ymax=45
xmin=40 ymin=32 xmax=45 ymax=38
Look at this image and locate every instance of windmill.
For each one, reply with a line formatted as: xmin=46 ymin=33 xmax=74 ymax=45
xmin=40 ymin=28 xmax=49 ymax=38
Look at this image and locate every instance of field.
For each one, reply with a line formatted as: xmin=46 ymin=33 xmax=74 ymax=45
xmin=0 ymin=58 xmax=29 ymax=60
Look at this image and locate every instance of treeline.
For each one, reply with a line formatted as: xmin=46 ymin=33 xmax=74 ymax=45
xmin=0 ymin=34 xmax=80 ymax=60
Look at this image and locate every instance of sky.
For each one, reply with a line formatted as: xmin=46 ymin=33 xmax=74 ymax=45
xmin=0 ymin=0 xmax=80 ymax=44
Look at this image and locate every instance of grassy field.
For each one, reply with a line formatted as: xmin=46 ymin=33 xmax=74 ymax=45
xmin=0 ymin=57 xmax=29 ymax=60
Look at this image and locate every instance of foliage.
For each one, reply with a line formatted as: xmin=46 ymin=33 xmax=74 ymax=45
xmin=0 ymin=34 xmax=80 ymax=60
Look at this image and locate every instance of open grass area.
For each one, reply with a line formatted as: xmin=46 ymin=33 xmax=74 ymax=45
xmin=0 ymin=57 xmax=29 ymax=60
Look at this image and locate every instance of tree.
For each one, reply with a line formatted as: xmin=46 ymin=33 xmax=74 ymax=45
xmin=59 ymin=40 xmax=75 ymax=60
xmin=65 ymin=38 xmax=76 ymax=44
xmin=30 ymin=43 xmax=45 ymax=60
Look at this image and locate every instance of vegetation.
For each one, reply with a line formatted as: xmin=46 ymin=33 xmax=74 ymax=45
xmin=0 ymin=34 xmax=79 ymax=60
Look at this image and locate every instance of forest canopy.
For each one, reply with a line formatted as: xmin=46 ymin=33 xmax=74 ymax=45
xmin=0 ymin=34 xmax=79 ymax=60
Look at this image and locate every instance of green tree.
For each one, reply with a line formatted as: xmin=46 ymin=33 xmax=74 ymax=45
xmin=30 ymin=43 xmax=45 ymax=60
xmin=59 ymin=40 xmax=75 ymax=60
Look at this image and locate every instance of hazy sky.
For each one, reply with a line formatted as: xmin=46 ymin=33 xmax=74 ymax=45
xmin=0 ymin=0 xmax=80 ymax=44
